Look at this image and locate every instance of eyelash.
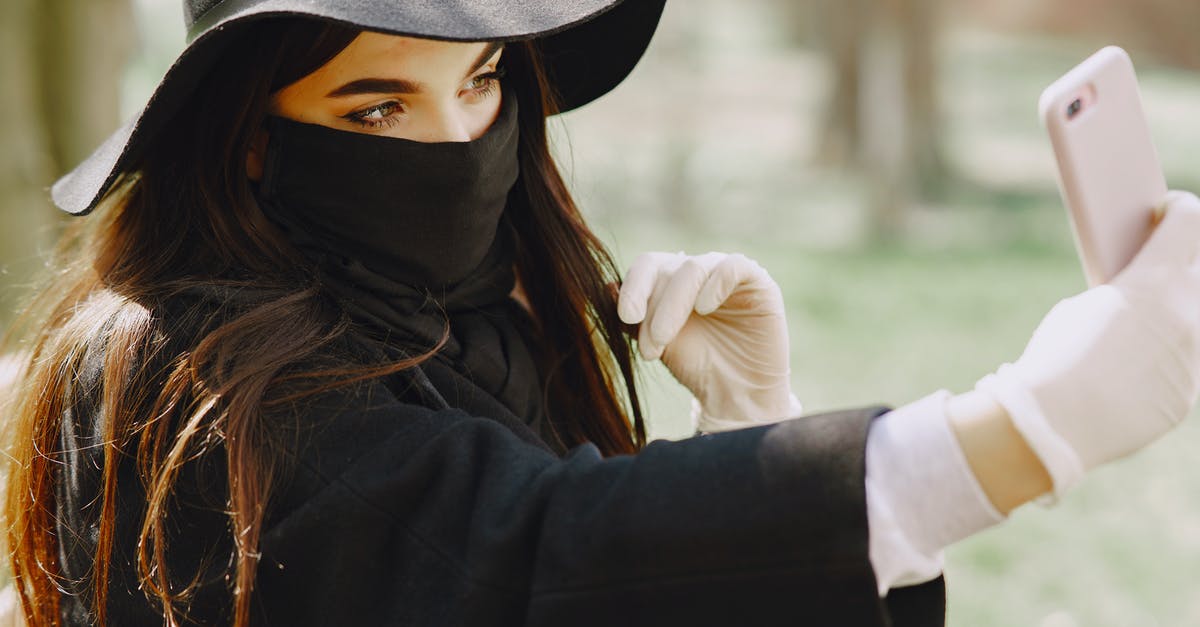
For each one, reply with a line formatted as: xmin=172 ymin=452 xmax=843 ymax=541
xmin=342 ymin=67 xmax=507 ymax=130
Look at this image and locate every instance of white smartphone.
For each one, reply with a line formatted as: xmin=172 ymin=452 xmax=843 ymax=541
xmin=1039 ymin=45 xmax=1168 ymax=287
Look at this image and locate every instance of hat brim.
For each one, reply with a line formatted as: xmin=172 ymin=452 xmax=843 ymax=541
xmin=52 ymin=0 xmax=667 ymax=216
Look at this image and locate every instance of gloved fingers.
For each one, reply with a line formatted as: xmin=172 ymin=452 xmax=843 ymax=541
xmin=1126 ymin=191 xmax=1200 ymax=272
xmin=607 ymin=281 xmax=641 ymax=336
xmin=642 ymin=254 xmax=726 ymax=358
xmin=694 ymin=254 xmax=747 ymax=315
xmin=638 ymin=275 xmax=674 ymax=360
xmin=694 ymin=253 xmax=777 ymax=315
xmin=618 ymin=251 xmax=685 ymax=324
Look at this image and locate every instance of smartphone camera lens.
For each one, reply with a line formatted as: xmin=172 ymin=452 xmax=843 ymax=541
xmin=1067 ymin=98 xmax=1083 ymax=119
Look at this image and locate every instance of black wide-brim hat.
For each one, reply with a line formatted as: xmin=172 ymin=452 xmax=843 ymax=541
xmin=51 ymin=0 xmax=667 ymax=216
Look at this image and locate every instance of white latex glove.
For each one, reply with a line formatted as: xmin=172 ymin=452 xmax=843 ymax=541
xmin=616 ymin=251 xmax=803 ymax=433
xmin=974 ymin=191 xmax=1200 ymax=499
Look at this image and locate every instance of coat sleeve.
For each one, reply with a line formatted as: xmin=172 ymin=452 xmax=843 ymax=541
xmin=254 ymin=383 xmax=944 ymax=627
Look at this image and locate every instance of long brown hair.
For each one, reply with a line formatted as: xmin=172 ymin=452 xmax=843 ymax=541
xmin=2 ymin=18 xmax=646 ymax=626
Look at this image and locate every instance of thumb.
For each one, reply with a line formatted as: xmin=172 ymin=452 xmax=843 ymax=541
xmin=607 ymin=280 xmax=640 ymax=336
xmin=1125 ymin=191 xmax=1200 ymax=271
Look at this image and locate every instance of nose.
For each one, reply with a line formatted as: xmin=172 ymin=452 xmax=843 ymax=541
xmin=411 ymin=102 xmax=473 ymax=143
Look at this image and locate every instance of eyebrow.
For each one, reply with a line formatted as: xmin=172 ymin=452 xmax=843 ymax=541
xmin=325 ymin=42 xmax=505 ymax=98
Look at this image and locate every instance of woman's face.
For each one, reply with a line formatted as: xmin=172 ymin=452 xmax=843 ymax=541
xmin=248 ymin=32 xmax=505 ymax=178
xmin=271 ymin=31 xmax=505 ymax=141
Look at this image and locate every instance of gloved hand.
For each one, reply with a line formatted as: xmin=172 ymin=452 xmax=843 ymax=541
xmin=974 ymin=191 xmax=1200 ymax=498
xmin=616 ymin=251 xmax=803 ymax=433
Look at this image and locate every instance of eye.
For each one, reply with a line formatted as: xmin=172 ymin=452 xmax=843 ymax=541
xmin=342 ymin=100 xmax=404 ymax=129
xmin=464 ymin=67 xmax=506 ymax=99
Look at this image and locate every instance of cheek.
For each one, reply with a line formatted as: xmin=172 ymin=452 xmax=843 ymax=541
xmin=468 ymin=95 xmax=504 ymax=141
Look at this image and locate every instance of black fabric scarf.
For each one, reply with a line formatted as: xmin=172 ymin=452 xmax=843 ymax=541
xmin=255 ymin=87 xmax=552 ymax=444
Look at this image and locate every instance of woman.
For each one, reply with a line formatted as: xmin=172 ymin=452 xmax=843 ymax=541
xmin=5 ymin=1 xmax=1200 ymax=625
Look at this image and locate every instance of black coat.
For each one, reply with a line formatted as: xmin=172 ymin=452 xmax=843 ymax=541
xmin=54 ymin=300 xmax=945 ymax=626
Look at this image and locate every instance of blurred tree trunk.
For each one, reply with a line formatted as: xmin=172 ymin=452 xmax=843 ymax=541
xmin=813 ymin=0 xmax=866 ymax=169
xmin=0 ymin=0 xmax=57 ymax=325
xmin=859 ymin=2 xmax=910 ymax=243
xmin=812 ymin=0 xmax=946 ymax=243
xmin=0 ymin=0 xmax=133 ymax=325
xmin=656 ymin=0 xmax=708 ymax=224
xmin=37 ymin=0 xmax=137 ymax=172
xmin=896 ymin=0 xmax=946 ymax=197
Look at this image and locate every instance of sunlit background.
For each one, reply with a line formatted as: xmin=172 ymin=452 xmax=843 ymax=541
xmin=2 ymin=0 xmax=1200 ymax=624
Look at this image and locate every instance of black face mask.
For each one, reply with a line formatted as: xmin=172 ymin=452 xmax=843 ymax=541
xmin=257 ymin=87 xmax=520 ymax=289
xmin=252 ymin=88 xmax=548 ymax=437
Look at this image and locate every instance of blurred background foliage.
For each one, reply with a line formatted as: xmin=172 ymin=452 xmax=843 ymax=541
xmin=2 ymin=0 xmax=1200 ymax=625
